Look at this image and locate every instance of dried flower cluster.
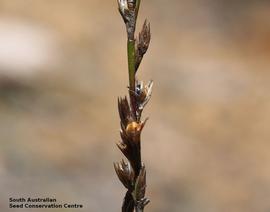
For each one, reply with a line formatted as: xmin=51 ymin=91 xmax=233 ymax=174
xmin=114 ymin=0 xmax=152 ymax=211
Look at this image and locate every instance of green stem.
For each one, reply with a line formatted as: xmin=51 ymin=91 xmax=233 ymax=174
xmin=127 ymin=39 xmax=136 ymax=92
xmin=127 ymin=39 xmax=138 ymax=120
xmin=135 ymin=0 xmax=141 ymax=19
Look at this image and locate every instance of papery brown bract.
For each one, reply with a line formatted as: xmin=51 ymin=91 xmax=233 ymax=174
xmin=114 ymin=159 xmax=135 ymax=190
xmin=135 ymin=20 xmax=151 ymax=72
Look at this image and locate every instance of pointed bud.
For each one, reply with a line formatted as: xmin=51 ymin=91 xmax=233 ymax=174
xmin=114 ymin=160 xmax=135 ymax=190
xmin=118 ymin=96 xmax=133 ymax=127
xmin=135 ymin=20 xmax=151 ymax=71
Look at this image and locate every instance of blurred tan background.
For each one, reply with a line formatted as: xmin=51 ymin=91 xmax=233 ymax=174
xmin=0 ymin=0 xmax=270 ymax=211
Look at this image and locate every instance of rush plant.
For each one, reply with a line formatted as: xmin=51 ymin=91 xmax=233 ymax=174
xmin=113 ymin=0 xmax=152 ymax=212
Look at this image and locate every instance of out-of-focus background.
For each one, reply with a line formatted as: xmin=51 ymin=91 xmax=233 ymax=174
xmin=0 ymin=0 xmax=269 ymax=211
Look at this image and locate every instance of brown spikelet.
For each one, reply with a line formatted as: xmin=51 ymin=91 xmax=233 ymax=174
xmin=135 ymin=19 xmax=151 ymax=72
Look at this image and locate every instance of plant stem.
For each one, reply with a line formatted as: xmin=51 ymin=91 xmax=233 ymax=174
xmin=127 ymin=39 xmax=136 ymax=92
xmin=127 ymin=39 xmax=138 ymax=119
xmin=116 ymin=1 xmax=151 ymax=211
xmin=135 ymin=0 xmax=141 ymax=19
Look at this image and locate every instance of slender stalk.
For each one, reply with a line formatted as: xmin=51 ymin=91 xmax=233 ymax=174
xmin=135 ymin=0 xmax=141 ymax=19
xmin=115 ymin=1 xmax=152 ymax=211
xmin=127 ymin=39 xmax=138 ymax=121
xmin=127 ymin=40 xmax=136 ymax=93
